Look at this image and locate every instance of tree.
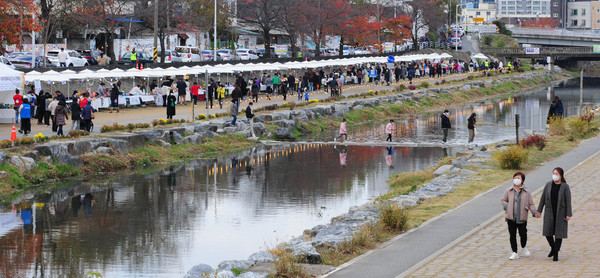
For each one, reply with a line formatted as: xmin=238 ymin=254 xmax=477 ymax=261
xmin=402 ymin=0 xmax=445 ymax=50
xmin=277 ymin=0 xmax=304 ymax=58
xmin=238 ymin=0 xmax=284 ymax=58
xmin=297 ymin=0 xmax=353 ymax=57
xmin=0 ymin=0 xmax=40 ymax=53
xmin=383 ymin=15 xmax=412 ymax=51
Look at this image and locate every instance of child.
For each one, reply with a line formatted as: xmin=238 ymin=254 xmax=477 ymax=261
xmin=385 ymin=119 xmax=394 ymax=142
xmin=334 ymin=118 xmax=348 ymax=142
xmin=304 ymin=88 xmax=309 ymax=102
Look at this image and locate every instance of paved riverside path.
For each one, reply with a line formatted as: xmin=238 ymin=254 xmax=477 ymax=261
xmin=324 ymin=135 xmax=600 ymax=278
xmin=0 ymin=71 xmax=476 ymax=141
xmin=407 ymin=146 xmax=600 ymax=277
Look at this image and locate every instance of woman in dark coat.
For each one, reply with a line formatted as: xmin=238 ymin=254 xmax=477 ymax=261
xmin=70 ymin=96 xmax=81 ymax=131
xmin=467 ymin=113 xmax=476 ymax=147
xmin=110 ymin=83 xmax=120 ymax=113
xmin=36 ymin=91 xmax=46 ymax=125
xmin=55 ymin=100 xmax=69 ymax=136
xmin=166 ymin=91 xmax=176 ymax=119
xmin=536 ymin=167 xmax=572 ymax=261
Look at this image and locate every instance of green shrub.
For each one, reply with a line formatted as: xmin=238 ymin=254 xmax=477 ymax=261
xmin=419 ymin=81 xmax=430 ymax=88
xmin=493 ymin=145 xmax=528 ymax=169
xmin=567 ymin=118 xmax=588 ymax=138
xmin=548 ymin=116 xmax=565 ymax=135
xmin=379 ymin=202 xmax=409 ymax=231
xmin=396 ymin=84 xmax=406 ymax=91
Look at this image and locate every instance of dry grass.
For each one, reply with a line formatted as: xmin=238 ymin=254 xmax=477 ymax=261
xmin=270 ymin=247 xmax=311 ymax=278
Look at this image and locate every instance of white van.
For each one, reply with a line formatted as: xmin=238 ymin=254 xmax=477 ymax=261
xmin=175 ymin=46 xmax=202 ymax=62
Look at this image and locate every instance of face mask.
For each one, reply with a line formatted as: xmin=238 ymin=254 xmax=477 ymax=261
xmin=552 ymin=174 xmax=561 ymax=182
xmin=513 ymin=179 xmax=522 ymax=186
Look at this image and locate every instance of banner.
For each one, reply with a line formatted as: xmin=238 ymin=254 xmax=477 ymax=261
xmin=274 ymin=45 xmax=288 ymax=55
xmin=593 ymin=45 xmax=600 ymax=53
xmin=525 ymin=48 xmax=540 ymax=55
xmin=383 ymin=42 xmax=394 ymax=52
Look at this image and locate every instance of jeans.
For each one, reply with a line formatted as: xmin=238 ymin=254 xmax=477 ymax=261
xmin=231 ymin=115 xmax=237 ymax=126
xmin=192 ymin=95 xmax=198 ymax=105
xmin=14 ymin=108 xmax=19 ymax=124
xmin=21 ymin=118 xmax=30 ymax=134
xmin=507 ymin=220 xmax=528 ymax=253
xmin=309 ymin=82 xmax=314 ymax=91
xmin=335 ymin=133 xmax=347 ymax=141
xmin=442 ymin=128 xmax=449 ymax=142
xmin=71 ymin=119 xmax=80 ymax=131
xmin=57 ymin=125 xmax=64 ymax=136
xmin=60 ymin=62 xmax=66 ymax=67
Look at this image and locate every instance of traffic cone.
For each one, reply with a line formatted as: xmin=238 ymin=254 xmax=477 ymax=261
xmin=10 ymin=124 xmax=17 ymax=142
xmin=140 ymin=63 xmax=144 ymax=70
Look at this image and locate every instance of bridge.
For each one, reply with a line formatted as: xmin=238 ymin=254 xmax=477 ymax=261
xmin=465 ymin=25 xmax=600 ymax=47
xmin=481 ymin=46 xmax=600 ymax=60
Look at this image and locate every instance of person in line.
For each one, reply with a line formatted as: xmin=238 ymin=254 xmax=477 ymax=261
xmin=191 ymin=82 xmax=200 ymax=106
xmin=70 ymin=96 xmax=81 ymax=131
xmin=166 ymin=91 xmax=177 ymax=120
xmin=81 ymin=101 xmax=95 ymax=132
xmin=441 ymin=110 xmax=451 ymax=143
xmin=35 ymin=91 xmax=46 ymax=125
xmin=246 ymin=102 xmax=256 ymax=138
xmin=251 ymin=78 xmax=259 ymax=103
xmin=48 ymin=96 xmax=59 ymax=132
xmin=160 ymin=78 xmax=172 ymax=107
xmin=55 ymin=100 xmax=69 ymax=136
xmin=18 ymin=99 xmax=31 ymax=135
xmin=501 ymin=172 xmax=537 ymax=260
xmin=217 ymin=83 xmax=225 ymax=109
xmin=536 ymin=167 xmax=572 ymax=262
xmin=385 ymin=119 xmax=394 ymax=142
xmin=467 ymin=113 xmax=476 ymax=148
xmin=43 ymin=92 xmax=52 ymax=126
xmin=334 ymin=118 xmax=348 ymax=142
xmin=13 ymin=89 xmax=23 ymax=125
xmin=110 ymin=83 xmax=120 ymax=113
xmin=177 ymin=78 xmax=187 ymax=105
xmin=230 ymin=100 xmax=238 ymax=126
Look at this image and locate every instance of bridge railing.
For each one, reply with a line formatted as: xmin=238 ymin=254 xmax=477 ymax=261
xmin=508 ymin=27 xmax=600 ymax=39
xmin=481 ymin=47 xmax=594 ymax=56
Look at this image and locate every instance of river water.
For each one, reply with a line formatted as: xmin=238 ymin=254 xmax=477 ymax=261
xmin=1 ymin=78 xmax=598 ymax=277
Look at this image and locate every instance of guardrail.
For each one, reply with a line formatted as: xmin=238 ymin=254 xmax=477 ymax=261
xmin=509 ymin=27 xmax=600 ymax=39
xmin=481 ymin=47 xmax=594 ymax=56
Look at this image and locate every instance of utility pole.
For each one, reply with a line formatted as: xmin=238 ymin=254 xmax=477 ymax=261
xmin=167 ymin=0 xmax=171 ymax=50
xmin=214 ymin=0 xmax=218 ymax=61
xmin=153 ymin=0 xmax=158 ymax=61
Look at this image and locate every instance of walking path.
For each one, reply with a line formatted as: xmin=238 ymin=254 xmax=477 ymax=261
xmin=323 ymin=135 xmax=600 ymax=278
xmin=406 ymin=149 xmax=600 ymax=277
xmin=0 ymin=72 xmax=476 ymax=141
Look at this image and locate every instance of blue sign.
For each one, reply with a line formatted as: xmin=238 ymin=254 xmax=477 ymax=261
xmin=387 ymin=56 xmax=395 ymax=63
xmin=369 ymin=69 xmax=377 ymax=78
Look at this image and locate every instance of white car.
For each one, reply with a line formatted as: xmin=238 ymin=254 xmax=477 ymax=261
xmin=235 ymin=49 xmax=259 ymax=60
xmin=216 ymin=49 xmax=235 ymax=61
xmin=0 ymin=57 xmax=15 ymax=69
xmin=46 ymin=50 xmax=89 ymax=67
xmin=175 ymin=46 xmax=202 ymax=62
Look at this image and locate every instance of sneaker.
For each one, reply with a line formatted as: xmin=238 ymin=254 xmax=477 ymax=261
xmin=509 ymin=252 xmax=519 ymax=260
xmin=522 ymin=247 xmax=531 ymax=257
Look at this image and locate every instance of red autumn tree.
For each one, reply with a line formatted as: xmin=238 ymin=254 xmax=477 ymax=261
xmin=521 ymin=18 xmax=559 ymax=28
xmin=297 ymin=0 xmax=353 ymax=57
xmin=342 ymin=15 xmax=380 ymax=50
xmin=0 ymin=0 xmax=40 ymax=53
xmin=383 ymin=15 xmax=412 ymax=51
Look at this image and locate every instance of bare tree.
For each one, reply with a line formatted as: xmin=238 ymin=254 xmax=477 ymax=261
xmin=402 ymin=0 xmax=445 ymax=50
xmin=237 ymin=0 xmax=284 ymax=58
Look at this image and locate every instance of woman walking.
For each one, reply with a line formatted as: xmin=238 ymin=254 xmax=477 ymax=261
xmin=55 ymin=100 xmax=69 ymax=136
xmin=385 ymin=119 xmax=394 ymax=142
xmin=536 ymin=167 xmax=572 ymax=261
xmin=334 ymin=118 xmax=348 ymax=142
xmin=467 ymin=113 xmax=476 ymax=148
xmin=71 ymin=96 xmax=81 ymax=131
xmin=166 ymin=91 xmax=177 ymax=120
xmin=501 ymin=172 xmax=537 ymax=260
xmin=110 ymin=83 xmax=120 ymax=113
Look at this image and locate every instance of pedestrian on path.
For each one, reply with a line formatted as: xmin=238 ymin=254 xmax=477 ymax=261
xmin=246 ymin=102 xmax=256 ymax=138
xmin=166 ymin=91 xmax=176 ymax=120
xmin=467 ymin=113 xmax=476 ymax=148
xmin=55 ymin=100 xmax=69 ymax=136
xmin=441 ymin=110 xmax=451 ymax=143
xmin=334 ymin=118 xmax=348 ymax=142
xmin=110 ymin=83 xmax=120 ymax=113
xmin=230 ymin=100 xmax=238 ymax=126
xmin=191 ymin=82 xmax=200 ymax=106
xmin=18 ymin=99 xmax=31 ymax=135
xmin=501 ymin=172 xmax=537 ymax=260
xmin=13 ymin=89 xmax=23 ymax=125
xmin=48 ymin=96 xmax=59 ymax=132
xmin=70 ymin=97 xmax=81 ymax=131
xmin=385 ymin=119 xmax=394 ymax=142
xmin=217 ymin=83 xmax=225 ymax=109
xmin=536 ymin=167 xmax=572 ymax=262
xmin=177 ymin=78 xmax=187 ymax=105
xmin=81 ymin=102 xmax=94 ymax=132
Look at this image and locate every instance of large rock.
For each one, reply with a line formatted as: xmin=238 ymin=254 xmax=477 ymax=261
xmin=10 ymin=156 xmax=24 ymax=170
xmin=183 ymin=133 xmax=204 ymax=144
xmin=272 ymin=111 xmax=291 ymax=121
xmin=184 ymin=264 xmax=214 ymax=278
xmin=134 ymin=129 xmax=168 ymax=143
xmin=286 ymin=239 xmax=322 ymax=264
xmin=273 ymin=119 xmax=296 ymax=129
xmin=217 ymin=260 xmax=254 ymax=273
xmin=254 ymin=114 xmax=272 ymax=123
xmin=203 ymin=130 xmax=217 ymax=139
xmin=248 ymin=251 xmax=276 ymax=264
xmin=223 ymin=127 xmax=238 ymax=134
xmin=433 ymin=165 xmax=453 ymax=176
xmin=207 ymin=270 xmax=235 ymax=278
xmin=55 ymin=154 xmax=83 ymax=168
xmin=96 ymin=147 xmax=114 ymax=155
xmin=104 ymin=133 xmax=145 ymax=150
xmin=392 ymin=195 xmax=420 ymax=208
xmin=0 ymin=152 xmax=7 ymax=164
xmin=274 ymin=128 xmax=295 ymax=140
xmin=312 ymin=223 xmax=353 ymax=247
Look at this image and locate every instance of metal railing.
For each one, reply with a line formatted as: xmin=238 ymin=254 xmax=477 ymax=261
xmin=508 ymin=27 xmax=600 ymax=39
xmin=481 ymin=47 xmax=594 ymax=55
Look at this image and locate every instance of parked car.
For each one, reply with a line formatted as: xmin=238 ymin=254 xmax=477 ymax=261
xmin=201 ymin=50 xmax=214 ymax=61
xmin=450 ymin=37 xmax=462 ymax=49
xmin=175 ymin=46 xmax=202 ymax=62
xmin=75 ymin=49 xmax=98 ymax=65
xmin=46 ymin=50 xmax=89 ymax=67
xmin=6 ymin=52 xmax=27 ymax=59
xmin=160 ymin=50 xmax=182 ymax=63
xmin=0 ymin=56 xmax=15 ymax=69
xmin=216 ymin=49 xmax=235 ymax=60
xmin=235 ymin=49 xmax=259 ymax=60
xmin=342 ymin=45 xmax=355 ymax=56
xmin=10 ymin=55 xmax=55 ymax=69
xmin=117 ymin=51 xmax=155 ymax=65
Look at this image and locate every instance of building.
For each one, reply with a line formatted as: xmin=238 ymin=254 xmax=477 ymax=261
xmin=592 ymin=1 xmax=600 ymax=29
xmin=567 ymin=0 xmax=591 ymax=28
xmin=462 ymin=0 xmax=498 ymax=23
xmin=551 ymin=0 xmax=565 ymax=27
xmin=496 ymin=0 xmax=552 ymax=21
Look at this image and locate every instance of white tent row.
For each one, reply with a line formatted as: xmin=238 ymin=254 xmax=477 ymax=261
xmin=23 ymin=52 xmax=458 ymax=83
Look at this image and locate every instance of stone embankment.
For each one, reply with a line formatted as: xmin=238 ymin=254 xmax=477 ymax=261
xmin=0 ymin=70 xmax=557 ymax=173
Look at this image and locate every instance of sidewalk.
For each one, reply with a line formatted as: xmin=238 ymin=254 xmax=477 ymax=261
xmin=324 ymin=135 xmax=600 ymax=278
xmin=407 ymin=150 xmax=600 ymax=277
xmin=0 ymin=72 xmax=475 ymax=141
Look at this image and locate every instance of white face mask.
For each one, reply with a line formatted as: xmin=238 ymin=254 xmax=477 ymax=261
xmin=552 ymin=174 xmax=561 ymax=182
xmin=513 ymin=179 xmax=522 ymax=186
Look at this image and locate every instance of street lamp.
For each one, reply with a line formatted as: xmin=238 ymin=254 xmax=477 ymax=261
xmin=213 ymin=0 xmax=217 ymax=62
xmin=455 ymin=4 xmax=460 ymax=51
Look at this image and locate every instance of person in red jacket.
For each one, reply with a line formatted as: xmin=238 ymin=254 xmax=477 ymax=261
xmin=13 ymin=89 xmax=23 ymax=124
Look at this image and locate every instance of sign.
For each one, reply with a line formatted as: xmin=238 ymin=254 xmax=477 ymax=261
xmin=383 ymin=42 xmax=394 ymax=52
xmin=387 ymin=56 xmax=395 ymax=63
xmin=473 ymin=17 xmax=484 ymax=22
xmin=525 ymin=48 xmax=540 ymax=55
xmin=594 ymin=45 xmax=600 ymax=53
xmin=369 ymin=69 xmax=377 ymax=78
xmin=274 ymin=45 xmax=288 ymax=55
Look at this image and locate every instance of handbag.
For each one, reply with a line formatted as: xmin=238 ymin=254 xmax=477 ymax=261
xmin=91 ymin=112 xmax=95 ymax=119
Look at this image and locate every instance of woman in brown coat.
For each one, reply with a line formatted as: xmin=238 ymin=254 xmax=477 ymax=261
xmin=501 ymin=172 xmax=537 ymax=260
xmin=536 ymin=167 xmax=572 ymax=261
xmin=55 ymin=100 xmax=69 ymax=136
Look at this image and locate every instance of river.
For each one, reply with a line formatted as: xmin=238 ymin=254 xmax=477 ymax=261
xmin=1 ymin=78 xmax=598 ymax=277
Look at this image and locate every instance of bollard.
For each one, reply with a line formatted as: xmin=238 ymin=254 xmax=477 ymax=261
xmin=515 ymin=114 xmax=520 ymax=145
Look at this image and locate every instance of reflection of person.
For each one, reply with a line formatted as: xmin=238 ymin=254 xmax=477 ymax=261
xmin=386 ymin=147 xmax=394 ymax=168
xmin=467 ymin=113 xmax=476 ymax=148
xmin=441 ymin=110 xmax=451 ymax=143
xmin=334 ymin=145 xmax=347 ymax=167
xmin=501 ymin=172 xmax=537 ymax=260
xmin=82 ymin=193 xmax=95 ymax=219
xmin=385 ymin=119 xmax=394 ymax=142
xmin=536 ymin=167 xmax=572 ymax=262
xmin=334 ymin=118 xmax=348 ymax=142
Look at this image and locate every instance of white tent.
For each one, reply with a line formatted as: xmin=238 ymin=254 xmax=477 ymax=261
xmin=472 ymin=53 xmax=489 ymax=60
xmin=0 ymin=64 xmax=24 ymax=122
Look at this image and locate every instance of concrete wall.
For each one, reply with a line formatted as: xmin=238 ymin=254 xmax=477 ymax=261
xmin=591 ymin=2 xmax=600 ymax=29
xmin=567 ymin=1 xmax=592 ymax=29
